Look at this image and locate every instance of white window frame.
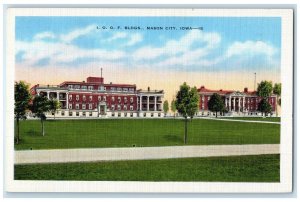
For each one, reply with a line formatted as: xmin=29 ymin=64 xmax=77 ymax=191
xmin=111 ymin=105 xmax=115 ymax=111
xmin=88 ymin=86 xmax=93 ymax=91
xmin=130 ymin=105 xmax=133 ymax=111
xmin=98 ymin=96 xmax=101 ymax=101
xmin=117 ymin=105 xmax=121 ymax=111
xmin=112 ymin=96 xmax=115 ymax=102
xmin=89 ymin=95 xmax=92 ymax=101
xmin=103 ymin=96 xmax=106 ymax=101
xmin=124 ymin=105 xmax=127 ymax=110
xmin=69 ymin=104 xmax=72 ymax=109
xmin=83 ymin=95 xmax=86 ymax=101
xmin=130 ymin=97 xmax=133 ymax=103
xmin=76 ymin=104 xmax=79 ymax=109
xmin=76 ymin=95 xmax=79 ymax=101
xmin=82 ymin=104 xmax=86 ymax=110
xmin=89 ymin=104 xmax=93 ymax=110
xmin=81 ymin=86 xmax=87 ymax=90
xmin=69 ymin=95 xmax=72 ymax=101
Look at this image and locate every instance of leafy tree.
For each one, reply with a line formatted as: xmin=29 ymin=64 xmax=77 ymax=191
xmin=208 ymin=93 xmax=225 ymax=118
xmin=163 ymin=100 xmax=169 ymax=116
xmin=258 ymin=98 xmax=272 ymax=117
xmin=49 ymin=99 xmax=61 ymax=119
xmin=30 ymin=95 xmax=51 ymax=136
xmin=273 ymin=83 xmax=281 ymax=116
xmin=257 ymin=80 xmax=273 ymax=98
xmin=171 ymin=99 xmax=177 ymax=118
xmin=175 ymin=82 xmax=200 ymax=144
xmin=14 ymin=81 xmax=31 ymax=144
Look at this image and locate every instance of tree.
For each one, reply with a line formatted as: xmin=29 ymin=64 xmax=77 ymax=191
xmin=273 ymin=83 xmax=281 ymax=116
xmin=30 ymin=95 xmax=51 ymax=136
xmin=257 ymin=80 xmax=273 ymax=98
xmin=208 ymin=93 xmax=225 ymax=118
xmin=171 ymin=99 xmax=177 ymax=118
xmin=175 ymin=82 xmax=200 ymax=144
xmin=163 ymin=100 xmax=169 ymax=116
xmin=14 ymin=81 xmax=31 ymax=144
xmin=49 ymin=99 xmax=61 ymax=119
xmin=258 ymin=99 xmax=272 ymax=117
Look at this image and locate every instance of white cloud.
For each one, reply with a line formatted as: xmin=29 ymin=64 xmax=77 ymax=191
xmin=33 ymin=32 xmax=56 ymax=40
xmin=60 ymin=24 xmax=96 ymax=43
xmin=124 ymin=33 xmax=143 ymax=46
xmin=105 ymin=32 xmax=128 ymax=42
xmin=226 ymin=41 xmax=277 ymax=58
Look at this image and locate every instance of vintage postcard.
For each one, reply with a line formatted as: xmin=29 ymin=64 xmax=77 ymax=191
xmin=5 ymin=8 xmax=293 ymax=193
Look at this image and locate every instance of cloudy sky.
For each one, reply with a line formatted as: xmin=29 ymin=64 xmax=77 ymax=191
xmin=15 ymin=16 xmax=281 ymax=102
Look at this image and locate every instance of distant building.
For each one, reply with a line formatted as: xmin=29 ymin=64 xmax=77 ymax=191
xmin=30 ymin=75 xmax=164 ymax=118
xmin=197 ymin=86 xmax=277 ymax=116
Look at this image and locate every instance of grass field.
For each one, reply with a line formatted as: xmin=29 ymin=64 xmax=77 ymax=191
xmin=15 ymin=119 xmax=280 ymax=150
xmin=220 ymin=117 xmax=280 ymax=122
xmin=14 ymin=154 xmax=280 ymax=182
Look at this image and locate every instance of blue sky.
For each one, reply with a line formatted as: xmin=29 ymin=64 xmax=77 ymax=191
xmin=15 ymin=16 xmax=281 ymax=73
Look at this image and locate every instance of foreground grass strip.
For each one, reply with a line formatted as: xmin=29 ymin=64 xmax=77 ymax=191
xmin=15 ymin=119 xmax=280 ymax=150
xmin=14 ymin=154 xmax=280 ymax=182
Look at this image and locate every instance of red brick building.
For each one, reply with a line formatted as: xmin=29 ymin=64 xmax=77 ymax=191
xmin=197 ymin=86 xmax=277 ymax=116
xmin=30 ymin=76 xmax=164 ymax=118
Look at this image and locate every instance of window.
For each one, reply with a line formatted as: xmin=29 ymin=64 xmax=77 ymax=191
xmin=76 ymin=95 xmax=79 ymax=101
xmin=207 ymin=96 xmax=210 ymax=101
xmin=123 ymin=88 xmax=128 ymax=92
xmin=76 ymin=104 xmax=79 ymax=109
xmin=151 ymin=113 xmax=154 ymax=117
xmin=130 ymin=97 xmax=134 ymax=103
xmin=118 ymin=113 xmax=121 ymax=117
xmin=158 ymin=113 xmax=161 ymax=117
xmin=103 ymin=96 xmax=106 ymax=101
xmin=68 ymin=85 xmax=73 ymax=89
xmin=117 ymin=105 xmax=121 ymax=111
xmin=83 ymin=95 xmax=86 ymax=101
xmin=118 ymin=97 xmax=121 ymax=103
xmin=69 ymin=104 xmax=72 ymax=109
xmin=117 ymin=87 xmax=122 ymax=91
xmin=61 ymin=111 xmax=65 ymax=116
xmin=124 ymin=105 xmax=127 ymax=110
xmin=130 ymin=113 xmax=133 ymax=117
xmin=88 ymin=86 xmax=93 ymax=90
xmin=82 ymin=112 xmax=86 ymax=116
xmin=89 ymin=96 xmax=92 ymax=101
xmin=111 ymin=105 xmax=115 ymax=111
xmin=98 ymin=96 xmax=101 ymax=101
xmin=69 ymin=95 xmax=72 ymax=101
xmin=82 ymin=104 xmax=86 ymax=110
xmin=129 ymin=88 xmax=134 ymax=92
xmin=112 ymin=96 xmax=115 ymax=102
xmin=202 ymin=104 xmax=204 ymax=110
xmin=76 ymin=112 xmax=79 ymax=116
xmin=89 ymin=112 xmax=92 ymax=116
xmin=112 ymin=113 xmax=115 ymax=117
xmin=69 ymin=112 xmax=73 ymax=116
xmin=74 ymin=85 xmax=80 ymax=89
xmin=89 ymin=104 xmax=92 ymax=110
xmin=52 ymin=112 xmax=55 ymax=115
xmin=111 ymin=87 xmax=116 ymax=91
xmin=124 ymin=97 xmax=128 ymax=103
xmin=81 ymin=86 xmax=87 ymax=90
xmin=130 ymin=105 xmax=133 ymax=111
xmin=143 ymin=113 xmax=146 ymax=117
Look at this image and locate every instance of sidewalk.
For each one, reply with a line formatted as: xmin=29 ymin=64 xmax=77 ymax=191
xmin=15 ymin=144 xmax=280 ymax=164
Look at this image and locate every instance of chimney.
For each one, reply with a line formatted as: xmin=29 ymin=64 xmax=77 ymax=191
xmin=244 ymin=87 xmax=248 ymax=93
xmin=148 ymin=87 xmax=150 ymax=91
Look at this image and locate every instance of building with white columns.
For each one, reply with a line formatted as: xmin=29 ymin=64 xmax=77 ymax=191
xmin=198 ymin=86 xmax=277 ymax=117
xmin=30 ymin=76 xmax=164 ymax=118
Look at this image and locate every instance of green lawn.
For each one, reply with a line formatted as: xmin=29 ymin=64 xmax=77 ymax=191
xmin=15 ymin=119 xmax=280 ymax=150
xmin=14 ymin=154 xmax=280 ymax=182
xmin=220 ymin=117 xmax=280 ymax=122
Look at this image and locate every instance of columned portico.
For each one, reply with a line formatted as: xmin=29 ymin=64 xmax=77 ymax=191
xmin=225 ymin=92 xmax=246 ymax=114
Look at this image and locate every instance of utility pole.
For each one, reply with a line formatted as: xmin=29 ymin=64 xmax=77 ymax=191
xmin=254 ymin=72 xmax=256 ymax=91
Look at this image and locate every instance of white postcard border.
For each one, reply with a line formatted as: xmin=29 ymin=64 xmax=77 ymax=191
xmin=5 ymin=8 xmax=294 ymax=193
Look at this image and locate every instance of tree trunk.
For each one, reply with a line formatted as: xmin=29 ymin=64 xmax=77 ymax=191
xmin=16 ymin=118 xmax=20 ymax=144
xmin=184 ymin=118 xmax=188 ymax=144
xmin=216 ymin=111 xmax=218 ymax=118
xmin=54 ymin=111 xmax=56 ymax=120
xmin=41 ymin=119 xmax=45 ymax=136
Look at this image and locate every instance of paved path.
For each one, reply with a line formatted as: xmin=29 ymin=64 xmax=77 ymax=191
xmin=196 ymin=117 xmax=280 ymax=124
xmin=15 ymin=144 xmax=280 ymax=164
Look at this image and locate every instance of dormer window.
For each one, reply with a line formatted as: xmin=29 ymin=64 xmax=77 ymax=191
xmin=81 ymin=86 xmax=87 ymax=90
xmin=68 ymin=85 xmax=73 ymax=89
xmin=88 ymin=86 xmax=93 ymax=90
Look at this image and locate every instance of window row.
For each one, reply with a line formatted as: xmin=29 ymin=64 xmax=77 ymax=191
xmin=68 ymin=95 xmax=134 ymax=103
xmin=67 ymin=85 xmax=135 ymax=92
xmin=68 ymin=104 xmax=134 ymax=111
